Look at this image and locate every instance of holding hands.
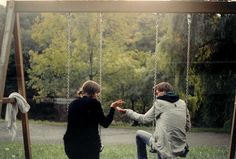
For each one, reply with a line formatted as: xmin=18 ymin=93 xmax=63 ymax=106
xmin=110 ymin=99 xmax=126 ymax=114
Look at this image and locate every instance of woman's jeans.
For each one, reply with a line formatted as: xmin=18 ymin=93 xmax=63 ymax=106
xmin=136 ymin=130 xmax=162 ymax=159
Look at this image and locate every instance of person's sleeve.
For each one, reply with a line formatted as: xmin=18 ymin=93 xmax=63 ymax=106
xmin=97 ymin=102 xmax=115 ymax=128
xmin=185 ymin=108 xmax=191 ymax=132
xmin=125 ymin=102 xmax=162 ymax=124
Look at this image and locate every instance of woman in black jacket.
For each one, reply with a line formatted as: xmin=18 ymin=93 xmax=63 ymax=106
xmin=63 ymin=80 xmax=124 ymax=159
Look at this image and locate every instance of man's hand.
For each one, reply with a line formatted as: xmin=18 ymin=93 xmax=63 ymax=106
xmin=116 ymin=106 xmax=126 ymax=114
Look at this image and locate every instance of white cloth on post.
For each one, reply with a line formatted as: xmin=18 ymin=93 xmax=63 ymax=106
xmin=5 ymin=92 xmax=30 ymax=140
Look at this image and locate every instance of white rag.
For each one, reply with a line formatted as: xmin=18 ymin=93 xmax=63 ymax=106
xmin=5 ymin=92 xmax=30 ymax=140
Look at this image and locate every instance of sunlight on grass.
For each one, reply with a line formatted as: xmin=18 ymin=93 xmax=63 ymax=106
xmin=0 ymin=142 xmax=228 ymax=159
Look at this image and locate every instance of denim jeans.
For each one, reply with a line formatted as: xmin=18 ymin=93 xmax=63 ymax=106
xmin=136 ymin=130 xmax=161 ymax=159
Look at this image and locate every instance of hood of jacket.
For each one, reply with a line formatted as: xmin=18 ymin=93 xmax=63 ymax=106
xmin=157 ymin=91 xmax=179 ymax=103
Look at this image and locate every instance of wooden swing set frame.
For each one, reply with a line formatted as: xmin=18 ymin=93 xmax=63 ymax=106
xmin=0 ymin=0 xmax=236 ymax=159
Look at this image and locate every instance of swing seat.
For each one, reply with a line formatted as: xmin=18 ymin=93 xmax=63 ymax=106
xmin=149 ymin=145 xmax=189 ymax=158
xmin=173 ymin=145 xmax=189 ymax=158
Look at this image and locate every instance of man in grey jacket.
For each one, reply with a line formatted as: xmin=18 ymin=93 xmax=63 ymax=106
xmin=116 ymin=82 xmax=191 ymax=159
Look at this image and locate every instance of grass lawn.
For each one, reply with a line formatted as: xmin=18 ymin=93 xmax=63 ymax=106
xmin=0 ymin=142 xmax=228 ymax=159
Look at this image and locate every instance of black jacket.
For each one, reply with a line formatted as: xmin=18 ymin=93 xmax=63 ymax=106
xmin=63 ymin=96 xmax=115 ymax=157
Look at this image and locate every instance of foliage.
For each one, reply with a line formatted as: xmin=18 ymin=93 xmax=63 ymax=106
xmin=192 ymin=14 xmax=236 ymax=127
xmin=28 ymin=13 xmax=155 ymax=113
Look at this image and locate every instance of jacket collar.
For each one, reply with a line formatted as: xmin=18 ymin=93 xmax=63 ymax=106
xmin=156 ymin=91 xmax=179 ymax=103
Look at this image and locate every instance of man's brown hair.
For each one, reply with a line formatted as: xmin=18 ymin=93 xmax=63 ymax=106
xmin=154 ymin=82 xmax=173 ymax=92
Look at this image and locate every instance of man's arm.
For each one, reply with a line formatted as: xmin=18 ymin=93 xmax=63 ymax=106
xmin=125 ymin=102 xmax=162 ymax=124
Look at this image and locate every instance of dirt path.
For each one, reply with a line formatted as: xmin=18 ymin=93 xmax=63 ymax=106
xmin=0 ymin=120 xmax=230 ymax=147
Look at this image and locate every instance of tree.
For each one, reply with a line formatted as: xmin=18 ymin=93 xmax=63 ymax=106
xmin=193 ymin=14 xmax=236 ymax=127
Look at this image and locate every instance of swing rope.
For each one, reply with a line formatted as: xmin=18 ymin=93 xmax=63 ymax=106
xmin=186 ymin=14 xmax=191 ymax=105
xmin=66 ymin=12 xmax=72 ymax=110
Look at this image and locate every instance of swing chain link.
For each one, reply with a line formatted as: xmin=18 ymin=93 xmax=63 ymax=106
xmin=186 ymin=14 xmax=192 ymax=105
xmin=67 ymin=13 xmax=72 ymax=110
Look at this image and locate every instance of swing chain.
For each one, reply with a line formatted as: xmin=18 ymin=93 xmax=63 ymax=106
xmin=98 ymin=12 xmax=104 ymax=151
xmin=153 ymin=13 xmax=159 ymax=103
xmin=152 ymin=13 xmax=159 ymax=132
xmin=67 ymin=13 xmax=72 ymax=109
xmin=186 ymin=14 xmax=192 ymax=105
xmin=99 ymin=12 xmax=103 ymax=103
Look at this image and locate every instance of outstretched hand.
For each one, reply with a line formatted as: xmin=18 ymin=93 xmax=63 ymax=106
xmin=111 ymin=99 xmax=125 ymax=108
xmin=116 ymin=106 xmax=126 ymax=114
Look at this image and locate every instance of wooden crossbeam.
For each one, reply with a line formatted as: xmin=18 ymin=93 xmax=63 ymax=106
xmin=0 ymin=97 xmax=16 ymax=104
xmin=9 ymin=0 xmax=236 ymax=13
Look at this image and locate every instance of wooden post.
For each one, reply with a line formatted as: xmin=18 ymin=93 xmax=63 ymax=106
xmin=228 ymin=90 xmax=236 ymax=159
xmin=13 ymin=13 xmax=32 ymax=159
xmin=0 ymin=0 xmax=15 ymax=116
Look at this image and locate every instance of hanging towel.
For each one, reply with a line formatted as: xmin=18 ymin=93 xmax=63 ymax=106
xmin=5 ymin=92 xmax=30 ymax=140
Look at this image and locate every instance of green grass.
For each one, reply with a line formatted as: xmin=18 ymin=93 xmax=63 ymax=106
xmin=0 ymin=142 xmax=228 ymax=159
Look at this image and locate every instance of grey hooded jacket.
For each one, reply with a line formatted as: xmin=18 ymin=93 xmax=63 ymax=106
xmin=125 ymin=94 xmax=191 ymax=159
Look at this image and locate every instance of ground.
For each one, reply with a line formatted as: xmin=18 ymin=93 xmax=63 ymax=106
xmin=0 ymin=120 xmax=230 ymax=147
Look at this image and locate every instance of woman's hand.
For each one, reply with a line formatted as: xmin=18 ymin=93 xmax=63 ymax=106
xmin=110 ymin=99 xmax=125 ymax=108
xmin=116 ymin=107 xmax=126 ymax=114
